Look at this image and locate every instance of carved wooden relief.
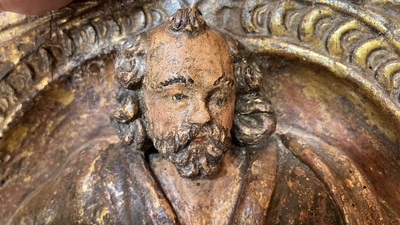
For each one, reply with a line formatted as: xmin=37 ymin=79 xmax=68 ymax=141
xmin=0 ymin=0 xmax=399 ymax=224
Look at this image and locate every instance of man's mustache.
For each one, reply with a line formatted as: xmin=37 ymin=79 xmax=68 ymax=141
xmin=167 ymin=123 xmax=228 ymax=153
xmin=170 ymin=124 xmax=202 ymax=152
xmin=153 ymin=124 xmax=202 ymax=155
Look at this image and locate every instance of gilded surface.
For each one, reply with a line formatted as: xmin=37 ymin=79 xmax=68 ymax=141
xmin=0 ymin=0 xmax=399 ymax=224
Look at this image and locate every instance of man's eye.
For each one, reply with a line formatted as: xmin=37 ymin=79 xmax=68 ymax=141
xmin=213 ymin=97 xmax=226 ymax=106
xmin=172 ymin=94 xmax=188 ymax=102
xmin=216 ymin=98 xmax=225 ymax=106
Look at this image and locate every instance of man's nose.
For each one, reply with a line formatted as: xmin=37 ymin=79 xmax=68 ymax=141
xmin=188 ymin=101 xmax=211 ymax=125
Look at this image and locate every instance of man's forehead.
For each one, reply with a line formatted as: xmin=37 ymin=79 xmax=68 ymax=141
xmin=144 ymin=27 xmax=233 ymax=84
xmin=147 ymin=27 xmax=231 ymax=57
xmin=147 ymin=43 xmax=230 ymax=72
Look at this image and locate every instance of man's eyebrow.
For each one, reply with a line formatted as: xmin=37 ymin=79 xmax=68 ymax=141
xmin=160 ymin=74 xmax=194 ymax=87
xmin=213 ymin=75 xmax=235 ymax=86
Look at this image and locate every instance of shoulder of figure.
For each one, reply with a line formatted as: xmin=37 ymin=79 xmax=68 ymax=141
xmin=9 ymin=142 xmax=150 ymax=224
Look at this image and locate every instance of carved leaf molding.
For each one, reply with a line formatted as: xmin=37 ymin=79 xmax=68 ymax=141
xmin=240 ymin=0 xmax=400 ymax=122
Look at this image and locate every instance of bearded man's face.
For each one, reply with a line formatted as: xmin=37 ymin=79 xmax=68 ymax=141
xmin=142 ymin=27 xmax=236 ymax=178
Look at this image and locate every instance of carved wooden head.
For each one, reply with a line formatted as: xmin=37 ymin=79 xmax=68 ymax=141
xmin=111 ymin=8 xmax=276 ymax=178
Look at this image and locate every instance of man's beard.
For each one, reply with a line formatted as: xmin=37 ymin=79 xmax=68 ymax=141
xmin=150 ymin=123 xmax=231 ymax=178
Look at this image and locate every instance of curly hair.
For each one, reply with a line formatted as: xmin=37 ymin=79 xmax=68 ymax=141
xmin=110 ymin=8 xmax=276 ymax=151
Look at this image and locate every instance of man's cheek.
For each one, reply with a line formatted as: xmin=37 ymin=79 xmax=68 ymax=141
xmin=153 ymin=114 xmax=181 ymax=137
xmin=216 ymin=107 xmax=235 ymax=129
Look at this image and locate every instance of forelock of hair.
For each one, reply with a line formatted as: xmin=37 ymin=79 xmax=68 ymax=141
xmin=164 ymin=8 xmax=208 ymax=36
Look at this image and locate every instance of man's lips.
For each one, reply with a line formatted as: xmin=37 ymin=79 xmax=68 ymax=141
xmin=192 ymin=136 xmax=206 ymax=142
